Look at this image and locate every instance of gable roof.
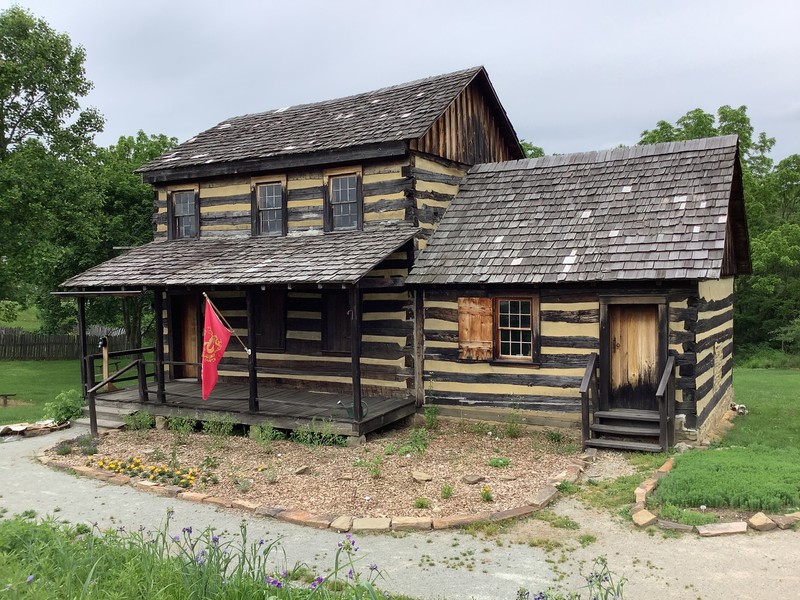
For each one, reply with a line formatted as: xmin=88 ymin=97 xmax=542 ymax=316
xmin=61 ymin=228 xmax=417 ymax=290
xmin=138 ymin=67 xmax=521 ymax=181
xmin=407 ymin=135 xmax=750 ymax=286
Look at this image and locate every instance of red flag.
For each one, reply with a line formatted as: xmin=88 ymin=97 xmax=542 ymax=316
xmin=201 ymin=298 xmax=231 ymax=400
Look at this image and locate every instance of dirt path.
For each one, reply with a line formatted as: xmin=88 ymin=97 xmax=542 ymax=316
xmin=2 ymin=426 xmax=798 ymax=599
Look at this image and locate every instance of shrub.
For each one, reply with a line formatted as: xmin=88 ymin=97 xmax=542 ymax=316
xmin=167 ymin=415 xmax=196 ymax=445
xmin=43 ymin=389 xmax=83 ymax=424
xmin=414 ymin=497 xmax=431 ymax=509
xmin=423 ymin=405 xmax=439 ymax=429
xmin=504 ymin=409 xmax=524 ymax=439
xmin=397 ymin=427 xmax=428 ymax=455
xmin=55 ymin=442 xmax=72 ymax=456
xmin=123 ymin=411 xmax=154 ymax=436
xmin=440 ymin=483 xmax=453 ymax=499
xmin=249 ymin=422 xmax=284 ymax=453
xmin=289 ymin=419 xmax=347 ymax=447
xmin=76 ymin=434 xmax=97 ymax=456
xmin=203 ymin=414 xmax=235 ymax=449
xmin=488 ymin=456 xmax=510 ymax=468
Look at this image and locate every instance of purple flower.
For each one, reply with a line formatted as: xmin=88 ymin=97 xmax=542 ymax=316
xmin=258 ymin=539 xmax=265 ymax=546
xmin=310 ymin=576 xmax=325 ymax=590
xmin=172 ymin=535 xmax=180 ymax=542
xmin=347 ymin=568 xmax=354 ymax=579
xmin=26 ymin=575 xmax=34 ymax=584
xmin=182 ymin=526 xmax=193 ymax=534
xmin=369 ymin=563 xmax=378 ymax=571
xmin=266 ymin=576 xmax=283 ymax=588
xmin=212 ymin=535 xmax=220 ymax=545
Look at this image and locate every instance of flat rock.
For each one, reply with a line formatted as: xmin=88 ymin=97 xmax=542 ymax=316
xmin=178 ymin=491 xmax=209 ymax=503
xmin=630 ymin=502 xmax=646 ymax=516
xmin=330 ymin=515 xmax=353 ymax=532
xmin=340 ymin=474 xmax=354 ymax=481
xmin=203 ymin=496 xmax=232 ymax=508
xmin=255 ymin=505 xmax=288 ymax=517
xmin=351 ymin=517 xmax=391 ymax=532
xmin=527 ymin=485 xmax=558 ymax=509
xmin=277 ymin=510 xmax=331 ymax=529
xmin=579 ymin=448 xmax=598 ymax=462
xmin=232 ymin=499 xmax=260 ymax=511
xmin=491 ymin=506 xmax=536 ymax=521
xmin=134 ymin=480 xmax=160 ymax=491
xmin=657 ymin=458 xmax=675 ymax=474
xmin=634 ymin=488 xmax=648 ymax=504
xmin=412 ymin=471 xmax=433 ymax=483
xmin=769 ymin=515 xmax=799 ymax=530
xmin=432 ymin=513 xmax=490 ymax=529
xmin=498 ymin=474 xmax=517 ymax=481
xmin=696 ymin=522 xmax=748 ymax=537
xmin=391 ymin=516 xmax=432 ymax=530
xmin=658 ymin=520 xmax=695 ymax=532
xmin=748 ymin=512 xmax=777 ymax=532
xmin=674 ymin=442 xmax=692 ymax=454
xmin=152 ymin=485 xmax=181 ymax=498
xmin=294 ymin=465 xmax=310 ymax=475
xmin=462 ymin=474 xmax=484 ymax=485
xmin=632 ymin=509 xmax=658 ymax=528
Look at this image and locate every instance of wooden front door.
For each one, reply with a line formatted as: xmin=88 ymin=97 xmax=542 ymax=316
xmin=170 ymin=294 xmax=200 ymax=379
xmin=608 ymin=304 xmax=659 ymax=410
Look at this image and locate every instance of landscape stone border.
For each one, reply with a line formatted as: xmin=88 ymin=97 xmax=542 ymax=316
xmin=36 ymin=449 xmax=597 ymax=533
xmin=630 ymin=457 xmax=800 ymax=535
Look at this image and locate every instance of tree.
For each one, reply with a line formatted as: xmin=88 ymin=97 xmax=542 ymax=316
xmin=0 ymin=6 xmax=103 ymax=159
xmin=88 ymin=131 xmax=177 ymax=347
xmin=520 ymin=139 xmax=545 ymax=158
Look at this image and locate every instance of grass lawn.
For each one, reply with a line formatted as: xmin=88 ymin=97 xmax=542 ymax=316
xmin=0 ymin=360 xmax=81 ymax=425
xmin=0 ymin=305 xmax=40 ymax=331
xmin=654 ymin=368 xmax=800 ymax=512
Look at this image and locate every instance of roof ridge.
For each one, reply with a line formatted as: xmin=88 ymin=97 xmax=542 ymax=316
xmin=470 ymin=135 xmax=739 ymax=174
xmin=214 ymin=66 xmax=485 ymax=128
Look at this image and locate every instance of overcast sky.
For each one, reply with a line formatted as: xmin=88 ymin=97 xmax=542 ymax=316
xmin=7 ymin=0 xmax=800 ymax=161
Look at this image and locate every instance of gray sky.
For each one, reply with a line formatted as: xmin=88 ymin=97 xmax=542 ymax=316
xmin=7 ymin=0 xmax=800 ymax=161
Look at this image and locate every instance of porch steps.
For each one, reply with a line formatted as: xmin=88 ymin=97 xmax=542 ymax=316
xmin=582 ymin=438 xmax=663 ymax=452
xmin=584 ymin=408 xmax=664 ymax=452
xmin=76 ymin=401 xmax=134 ymax=431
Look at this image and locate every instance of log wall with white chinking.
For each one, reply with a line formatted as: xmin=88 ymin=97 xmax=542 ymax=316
xmin=693 ymin=277 xmax=735 ymax=434
xmin=152 ymin=159 xmax=415 ymax=239
xmin=406 ymin=154 xmax=466 ymax=249
xmin=422 ymin=285 xmax=703 ymax=428
xmin=201 ymin=256 xmax=414 ymax=399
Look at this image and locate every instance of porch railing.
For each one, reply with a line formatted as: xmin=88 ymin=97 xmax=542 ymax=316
xmin=655 ymin=354 xmax=676 ymax=450
xmin=579 ymin=352 xmax=599 ymax=450
xmin=85 ymin=358 xmax=149 ymax=438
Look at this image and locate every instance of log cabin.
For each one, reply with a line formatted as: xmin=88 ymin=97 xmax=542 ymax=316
xmin=405 ymin=135 xmax=750 ymax=450
xmin=59 ymin=66 xmax=524 ymax=437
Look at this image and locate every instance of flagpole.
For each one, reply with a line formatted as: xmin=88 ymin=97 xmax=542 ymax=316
xmin=202 ymin=292 xmax=251 ymax=355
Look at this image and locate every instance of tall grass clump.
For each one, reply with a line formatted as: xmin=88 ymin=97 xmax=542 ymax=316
xmin=0 ymin=511 xmax=394 ymax=599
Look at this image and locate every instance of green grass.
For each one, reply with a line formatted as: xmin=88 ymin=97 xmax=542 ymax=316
xmin=657 ymin=505 xmax=717 ymax=526
xmin=654 ymin=368 xmax=800 ymax=512
xmin=0 ymin=306 xmax=40 ymax=331
xmin=0 ymin=512 xmax=411 ymax=599
xmin=0 ymin=360 xmax=81 ymax=424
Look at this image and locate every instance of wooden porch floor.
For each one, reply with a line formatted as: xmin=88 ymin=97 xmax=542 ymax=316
xmin=95 ymin=380 xmax=417 ymax=437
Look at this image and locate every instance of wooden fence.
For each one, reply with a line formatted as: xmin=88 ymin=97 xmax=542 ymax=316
xmin=0 ymin=329 xmax=127 ymax=361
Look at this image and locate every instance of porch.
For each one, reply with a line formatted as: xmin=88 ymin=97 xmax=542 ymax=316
xmin=92 ymin=380 xmax=417 ymax=437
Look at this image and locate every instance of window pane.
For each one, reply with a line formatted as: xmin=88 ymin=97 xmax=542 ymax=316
xmin=257 ymin=184 xmax=283 ymax=234
xmin=330 ymin=175 xmax=358 ymax=230
xmin=496 ymin=297 xmax=534 ymax=359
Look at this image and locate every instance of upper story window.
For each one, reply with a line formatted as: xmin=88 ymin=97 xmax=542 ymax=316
xmin=326 ymin=173 xmax=361 ymax=231
xmin=171 ymin=190 xmax=198 ymax=239
xmin=255 ymin=182 xmax=285 ymax=235
xmin=497 ymin=299 xmax=533 ymax=359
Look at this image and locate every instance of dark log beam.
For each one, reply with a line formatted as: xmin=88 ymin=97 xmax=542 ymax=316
xmin=154 ymin=291 xmax=166 ymax=403
xmin=76 ymin=297 xmax=97 ymax=437
xmin=246 ymin=289 xmax=259 ymax=412
xmin=350 ymin=286 xmax=363 ymax=422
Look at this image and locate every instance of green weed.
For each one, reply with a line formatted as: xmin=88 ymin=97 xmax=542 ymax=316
xmin=423 ymin=405 xmax=439 ymax=430
xmin=657 ymin=504 xmax=717 ymax=526
xmin=441 ymin=483 xmax=453 ymax=500
xmin=203 ymin=413 xmax=235 ymax=449
xmin=534 ymin=510 xmax=580 ymax=530
xmin=123 ymin=410 xmax=154 ymax=437
xmin=487 ymin=457 xmax=510 ymax=468
xmin=167 ymin=415 xmax=196 ymax=445
xmin=414 ymin=497 xmax=431 ymax=509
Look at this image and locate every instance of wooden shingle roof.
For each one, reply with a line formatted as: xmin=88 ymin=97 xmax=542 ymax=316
xmin=138 ymin=66 xmax=514 ymax=181
xmin=407 ymin=135 xmax=749 ymax=285
xmin=62 ymin=228 xmax=417 ymax=289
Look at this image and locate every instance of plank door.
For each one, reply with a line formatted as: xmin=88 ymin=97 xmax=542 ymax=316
xmin=170 ymin=295 xmax=199 ymax=379
xmin=608 ymin=304 xmax=659 ymax=410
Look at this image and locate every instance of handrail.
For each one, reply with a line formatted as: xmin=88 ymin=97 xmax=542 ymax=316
xmin=580 ymin=353 xmax=600 ymax=450
xmin=85 ymin=346 xmax=155 ymax=360
xmin=655 ymin=354 xmax=677 ymax=449
xmin=579 ymin=353 xmax=599 ymax=394
xmin=87 ymin=359 xmax=141 ymax=395
xmin=656 ymin=354 xmax=676 ymax=398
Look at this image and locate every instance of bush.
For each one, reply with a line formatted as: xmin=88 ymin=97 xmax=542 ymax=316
xmin=440 ymin=483 xmax=453 ymax=499
xmin=167 ymin=415 xmax=196 ymax=445
xmin=488 ymin=456 xmax=510 ymax=468
xmin=735 ymin=345 xmax=800 ymax=369
xmin=123 ymin=411 xmax=154 ymax=435
xmin=43 ymin=389 xmax=83 ymax=424
xmin=203 ymin=414 xmax=235 ymax=449
xmin=289 ymin=419 xmax=347 ymax=447
xmin=414 ymin=497 xmax=431 ymax=509
xmin=249 ymin=422 xmax=285 ymax=453
xmin=423 ymin=405 xmax=439 ymax=429
xmin=504 ymin=409 xmax=524 ymax=438
xmin=76 ymin=434 xmax=98 ymax=456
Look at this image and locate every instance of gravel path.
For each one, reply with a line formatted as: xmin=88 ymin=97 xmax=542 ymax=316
xmin=2 ymin=425 xmax=798 ymax=599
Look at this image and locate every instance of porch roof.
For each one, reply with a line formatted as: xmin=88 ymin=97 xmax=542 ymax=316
xmin=61 ymin=227 xmax=417 ymax=290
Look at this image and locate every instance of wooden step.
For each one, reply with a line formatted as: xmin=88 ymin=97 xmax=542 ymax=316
xmin=590 ymin=423 xmax=660 ymax=437
xmin=74 ymin=417 xmax=125 ymax=430
xmin=584 ymin=438 xmax=663 ymax=452
xmin=594 ymin=409 xmax=660 ymax=422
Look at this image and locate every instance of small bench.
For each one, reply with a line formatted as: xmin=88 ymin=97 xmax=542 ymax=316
xmin=0 ymin=393 xmax=16 ymax=407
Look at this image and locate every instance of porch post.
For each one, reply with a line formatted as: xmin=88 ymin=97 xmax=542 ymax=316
xmin=349 ymin=285 xmax=363 ymax=422
xmin=154 ymin=290 xmax=166 ymax=403
xmin=246 ymin=289 xmax=259 ymax=412
xmin=76 ymin=297 xmax=97 ymax=437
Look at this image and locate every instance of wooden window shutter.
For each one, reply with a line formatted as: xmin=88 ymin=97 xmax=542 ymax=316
xmin=458 ymin=297 xmax=493 ymax=360
xmin=250 ymin=184 xmax=257 ymax=235
xmin=166 ymin=191 xmax=174 ymax=239
xmin=193 ymin=190 xmax=201 ymax=238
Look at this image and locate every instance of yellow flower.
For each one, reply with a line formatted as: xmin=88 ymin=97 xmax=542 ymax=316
xmin=97 ymin=460 xmax=104 ymax=467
